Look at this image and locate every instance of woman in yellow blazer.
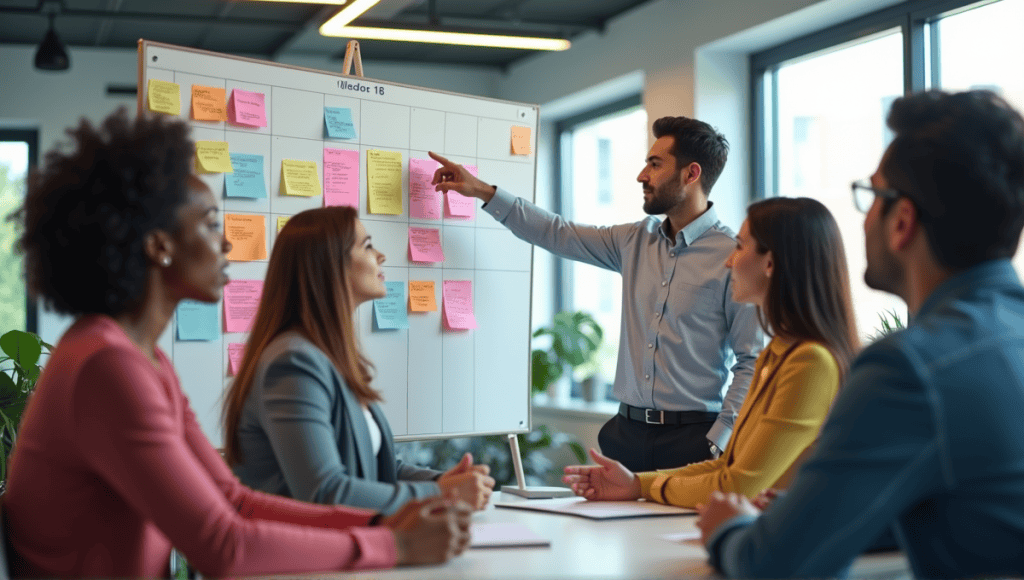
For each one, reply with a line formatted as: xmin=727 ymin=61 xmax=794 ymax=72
xmin=563 ymin=197 xmax=859 ymax=508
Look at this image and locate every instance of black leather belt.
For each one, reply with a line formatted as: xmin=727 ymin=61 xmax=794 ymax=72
xmin=618 ymin=403 xmax=717 ymax=425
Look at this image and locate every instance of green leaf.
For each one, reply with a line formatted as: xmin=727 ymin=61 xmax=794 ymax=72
xmin=0 ymin=330 xmax=42 ymax=369
xmin=530 ymin=349 xmax=563 ymax=394
xmin=0 ymin=372 xmax=17 ymax=397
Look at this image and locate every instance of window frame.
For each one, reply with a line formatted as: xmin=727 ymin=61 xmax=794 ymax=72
xmin=749 ymin=0 xmax=994 ymax=201
xmin=0 ymin=128 xmax=39 ymax=334
xmin=551 ymin=93 xmax=643 ymax=314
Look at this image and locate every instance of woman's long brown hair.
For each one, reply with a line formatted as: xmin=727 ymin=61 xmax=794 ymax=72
xmin=222 ymin=206 xmax=380 ymax=465
xmin=746 ymin=197 xmax=860 ymax=377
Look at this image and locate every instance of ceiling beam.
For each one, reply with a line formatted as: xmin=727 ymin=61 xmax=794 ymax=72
xmin=0 ymin=7 xmax=304 ymax=32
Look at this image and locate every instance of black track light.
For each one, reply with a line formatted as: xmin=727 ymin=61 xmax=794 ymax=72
xmin=34 ymin=13 xmax=70 ymax=71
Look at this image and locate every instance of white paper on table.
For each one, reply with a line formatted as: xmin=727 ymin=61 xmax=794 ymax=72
xmin=494 ymin=497 xmax=696 ymax=520
xmin=470 ymin=522 xmax=551 ymax=549
xmin=661 ymin=530 xmax=702 ymax=543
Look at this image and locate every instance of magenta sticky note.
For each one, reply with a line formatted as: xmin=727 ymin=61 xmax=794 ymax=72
xmin=409 ymin=157 xmax=442 ymax=220
xmin=408 ymin=226 xmax=445 ymax=263
xmin=445 ymin=164 xmax=477 ymax=219
xmin=230 ymin=89 xmax=267 ymax=127
xmin=228 ymin=342 xmax=246 ymax=376
xmin=223 ymin=279 xmax=263 ymax=333
xmin=324 ymin=148 xmax=360 ymax=208
xmin=442 ymin=280 xmax=477 ymax=330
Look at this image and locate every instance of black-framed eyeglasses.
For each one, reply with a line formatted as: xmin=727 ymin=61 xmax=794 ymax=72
xmin=850 ymin=180 xmax=904 ymax=213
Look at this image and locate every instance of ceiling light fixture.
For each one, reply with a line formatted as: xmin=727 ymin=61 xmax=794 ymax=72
xmin=34 ymin=12 xmax=70 ymax=71
xmin=319 ymin=22 xmax=571 ymax=51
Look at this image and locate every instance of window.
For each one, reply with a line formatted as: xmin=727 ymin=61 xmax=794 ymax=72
xmin=0 ymin=130 xmax=37 ymax=334
xmin=929 ymin=0 xmax=1024 ymax=275
xmin=554 ymin=96 xmax=647 ymax=398
xmin=753 ymin=0 xmax=1023 ymax=342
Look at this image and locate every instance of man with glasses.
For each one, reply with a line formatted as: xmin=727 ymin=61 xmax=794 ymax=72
xmin=698 ymin=89 xmax=1024 ymax=578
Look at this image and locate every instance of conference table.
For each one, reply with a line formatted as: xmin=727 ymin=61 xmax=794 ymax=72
xmin=278 ymin=491 xmax=911 ymax=580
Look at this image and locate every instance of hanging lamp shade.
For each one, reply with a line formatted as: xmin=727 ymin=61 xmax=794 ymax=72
xmin=34 ymin=14 xmax=70 ymax=71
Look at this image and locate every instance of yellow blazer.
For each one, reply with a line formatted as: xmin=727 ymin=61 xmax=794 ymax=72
xmin=637 ymin=337 xmax=840 ymax=508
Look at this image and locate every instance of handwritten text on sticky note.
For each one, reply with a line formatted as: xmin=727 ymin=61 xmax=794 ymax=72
xmin=281 ymin=159 xmax=321 ymax=197
xmin=148 ymin=79 xmax=181 ymax=115
xmin=223 ymin=279 xmax=263 ymax=333
xmin=367 ymin=150 xmax=403 ymax=215
xmin=225 ymin=214 xmax=267 ymax=262
xmin=374 ymin=281 xmax=410 ymax=330
xmin=230 ymin=89 xmax=267 ymax=127
xmin=409 ymin=280 xmax=437 ymax=312
xmin=195 ymin=141 xmax=234 ymax=174
xmin=409 ymin=227 xmax=444 ymax=263
xmin=324 ymin=148 xmax=359 ymax=208
xmin=192 ymin=85 xmax=227 ymax=122
xmin=443 ymin=280 xmax=477 ymax=330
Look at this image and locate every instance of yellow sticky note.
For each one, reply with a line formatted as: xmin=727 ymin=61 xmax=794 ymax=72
xmin=277 ymin=216 xmax=290 ymax=233
xmin=408 ymin=280 xmax=437 ymax=312
xmin=148 ymin=79 xmax=181 ymax=115
xmin=281 ymin=159 xmax=321 ymax=197
xmin=225 ymin=214 xmax=268 ymax=262
xmin=511 ymin=126 xmax=532 ymax=155
xmin=195 ymin=141 xmax=234 ymax=174
xmin=366 ymin=149 xmax=403 ymax=215
xmin=192 ymin=85 xmax=227 ymax=122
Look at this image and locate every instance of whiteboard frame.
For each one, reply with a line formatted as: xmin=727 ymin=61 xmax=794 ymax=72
xmin=136 ymin=39 xmax=536 ymax=443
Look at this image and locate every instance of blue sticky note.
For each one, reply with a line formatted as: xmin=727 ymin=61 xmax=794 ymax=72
xmin=374 ymin=281 xmax=409 ymax=330
xmin=226 ymin=153 xmax=267 ymax=199
xmin=176 ymin=300 xmax=219 ymax=341
xmin=324 ymin=107 xmax=358 ymax=139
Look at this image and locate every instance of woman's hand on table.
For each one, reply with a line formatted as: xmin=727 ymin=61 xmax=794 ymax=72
xmin=384 ymin=497 xmax=473 ymax=566
xmin=562 ymin=448 xmax=642 ymax=501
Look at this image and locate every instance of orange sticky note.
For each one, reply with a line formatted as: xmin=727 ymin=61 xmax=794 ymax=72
xmin=408 ymin=280 xmax=437 ymax=312
xmin=192 ymin=85 xmax=227 ymax=122
xmin=511 ymin=126 xmax=532 ymax=155
xmin=225 ymin=214 xmax=267 ymax=262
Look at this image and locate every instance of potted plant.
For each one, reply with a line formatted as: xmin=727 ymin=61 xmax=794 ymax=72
xmin=869 ymin=308 xmax=906 ymax=342
xmin=0 ymin=329 xmax=51 ymax=488
xmin=531 ymin=310 xmax=604 ymax=400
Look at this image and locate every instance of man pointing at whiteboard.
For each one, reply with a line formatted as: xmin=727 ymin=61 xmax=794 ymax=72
xmin=429 ymin=116 xmax=762 ymax=472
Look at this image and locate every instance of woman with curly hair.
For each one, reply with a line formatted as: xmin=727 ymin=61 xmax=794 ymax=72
xmin=4 ymin=107 xmax=470 ymax=578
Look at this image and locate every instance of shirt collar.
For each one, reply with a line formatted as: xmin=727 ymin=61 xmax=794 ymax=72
xmin=662 ymin=202 xmax=720 ymax=247
xmin=916 ymin=259 xmax=1021 ymax=319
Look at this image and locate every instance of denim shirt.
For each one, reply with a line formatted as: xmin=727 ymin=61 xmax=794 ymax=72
xmin=708 ymin=260 xmax=1024 ymax=578
xmin=484 ymin=188 xmax=763 ymax=447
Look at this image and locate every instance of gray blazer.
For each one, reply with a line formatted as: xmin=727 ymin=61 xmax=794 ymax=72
xmin=232 ymin=331 xmax=441 ymax=515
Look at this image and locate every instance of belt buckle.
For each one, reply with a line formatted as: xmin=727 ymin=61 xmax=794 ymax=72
xmin=644 ymin=409 xmax=664 ymax=424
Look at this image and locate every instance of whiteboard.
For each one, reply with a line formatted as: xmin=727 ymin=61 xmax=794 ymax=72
xmin=138 ymin=41 xmax=535 ymax=446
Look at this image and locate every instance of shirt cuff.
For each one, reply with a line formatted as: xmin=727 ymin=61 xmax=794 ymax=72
xmin=482 ymin=187 xmax=517 ymax=221
xmin=705 ymin=418 xmax=732 ymax=450
xmin=638 ymin=473 xmax=671 ymax=504
xmin=347 ymin=526 xmax=400 ymax=570
xmin=705 ymin=513 xmax=758 ymax=574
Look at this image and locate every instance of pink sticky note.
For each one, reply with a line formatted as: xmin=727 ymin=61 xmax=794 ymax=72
xmin=408 ymin=227 xmax=445 ymax=263
xmin=442 ymin=280 xmax=477 ymax=330
xmin=223 ymin=279 xmax=264 ymax=333
xmin=230 ymin=89 xmax=267 ymax=127
xmin=228 ymin=342 xmax=246 ymax=376
xmin=409 ymin=158 xmax=442 ymax=220
xmin=445 ymin=164 xmax=477 ymax=219
xmin=324 ymin=148 xmax=360 ymax=208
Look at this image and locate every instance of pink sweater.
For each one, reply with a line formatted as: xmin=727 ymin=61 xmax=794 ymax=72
xmin=5 ymin=315 xmax=397 ymax=577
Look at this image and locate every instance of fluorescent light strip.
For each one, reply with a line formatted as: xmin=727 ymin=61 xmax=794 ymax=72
xmin=319 ymin=25 xmax=571 ymax=51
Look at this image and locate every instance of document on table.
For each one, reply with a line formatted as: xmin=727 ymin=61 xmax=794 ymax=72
xmin=470 ymin=523 xmax=550 ymax=549
xmin=495 ymin=497 xmax=696 ymax=520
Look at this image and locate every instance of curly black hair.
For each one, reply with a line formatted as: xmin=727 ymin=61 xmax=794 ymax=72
xmin=15 ymin=106 xmax=195 ymax=316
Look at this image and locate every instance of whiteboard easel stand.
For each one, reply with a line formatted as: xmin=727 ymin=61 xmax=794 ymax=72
xmin=341 ymin=40 xmax=364 ymax=77
xmin=501 ymin=434 xmax=575 ymax=499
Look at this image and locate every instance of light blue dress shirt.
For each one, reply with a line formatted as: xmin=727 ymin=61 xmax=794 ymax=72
xmin=485 ymin=188 xmax=763 ymax=447
xmin=708 ymin=260 xmax=1024 ymax=578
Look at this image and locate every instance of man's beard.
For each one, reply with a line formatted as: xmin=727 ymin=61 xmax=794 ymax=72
xmin=642 ymin=174 xmax=683 ymax=215
xmin=864 ymin=240 xmax=903 ymax=294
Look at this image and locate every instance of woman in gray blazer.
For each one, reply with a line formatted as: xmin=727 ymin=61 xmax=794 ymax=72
xmin=223 ymin=207 xmax=494 ymax=515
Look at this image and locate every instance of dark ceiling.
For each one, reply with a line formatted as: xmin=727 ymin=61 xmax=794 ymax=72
xmin=0 ymin=0 xmax=651 ymax=69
